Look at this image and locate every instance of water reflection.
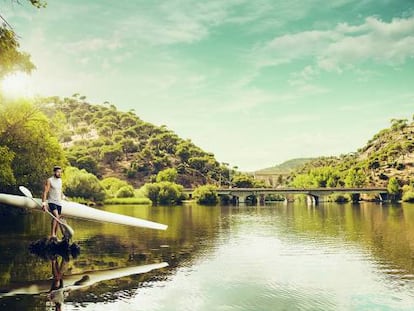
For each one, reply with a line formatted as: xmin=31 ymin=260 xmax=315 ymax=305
xmin=0 ymin=203 xmax=414 ymax=310
xmin=0 ymin=237 xmax=79 ymax=310
xmin=48 ymin=255 xmax=69 ymax=310
xmin=0 ymin=236 xmax=168 ymax=310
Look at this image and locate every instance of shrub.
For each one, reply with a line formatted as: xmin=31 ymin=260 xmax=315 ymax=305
xmin=116 ymin=185 xmax=135 ymax=198
xmin=193 ymin=185 xmax=218 ymax=205
xmin=387 ymin=177 xmax=401 ymax=201
xmin=156 ymin=168 xmax=178 ymax=182
xmin=143 ymin=182 xmax=184 ymax=206
xmin=402 ymin=191 xmax=414 ymax=202
xmin=63 ymin=166 xmax=105 ymax=202
xmin=101 ymin=177 xmax=131 ymax=198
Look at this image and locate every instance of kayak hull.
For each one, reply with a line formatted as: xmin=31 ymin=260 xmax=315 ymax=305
xmin=0 ymin=193 xmax=167 ymax=230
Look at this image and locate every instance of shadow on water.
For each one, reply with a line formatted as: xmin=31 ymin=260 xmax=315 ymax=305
xmin=29 ymin=238 xmax=81 ymax=262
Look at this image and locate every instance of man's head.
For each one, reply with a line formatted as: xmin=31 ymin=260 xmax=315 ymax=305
xmin=53 ymin=166 xmax=62 ymax=178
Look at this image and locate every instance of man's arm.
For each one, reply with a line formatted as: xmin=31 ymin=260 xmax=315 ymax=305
xmin=42 ymin=179 xmax=50 ymax=211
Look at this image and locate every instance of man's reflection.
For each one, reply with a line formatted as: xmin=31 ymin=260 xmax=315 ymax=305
xmin=29 ymin=237 xmax=80 ymax=310
xmin=47 ymin=255 xmax=70 ymax=310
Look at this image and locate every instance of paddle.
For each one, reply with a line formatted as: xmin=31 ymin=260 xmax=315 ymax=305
xmin=19 ymin=186 xmax=74 ymax=239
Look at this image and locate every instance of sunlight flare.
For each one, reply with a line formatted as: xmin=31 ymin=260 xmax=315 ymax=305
xmin=0 ymin=72 xmax=33 ymax=99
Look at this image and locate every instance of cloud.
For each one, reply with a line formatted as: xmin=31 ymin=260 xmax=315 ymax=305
xmin=112 ymin=0 xmax=239 ymax=46
xmin=63 ymin=38 xmax=122 ymax=53
xmin=253 ymin=16 xmax=414 ymax=72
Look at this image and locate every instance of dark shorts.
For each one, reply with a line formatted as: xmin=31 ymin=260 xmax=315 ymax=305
xmin=48 ymin=203 xmax=62 ymax=215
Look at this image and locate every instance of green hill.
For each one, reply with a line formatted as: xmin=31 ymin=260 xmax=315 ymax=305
xmin=255 ymin=158 xmax=314 ymax=175
xmin=37 ymin=95 xmax=230 ymax=188
xmin=288 ymin=117 xmax=414 ymax=192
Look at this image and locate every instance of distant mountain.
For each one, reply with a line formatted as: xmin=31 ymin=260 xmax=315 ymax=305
xmin=253 ymin=158 xmax=314 ymax=187
xmin=37 ymin=95 xmax=229 ymax=188
xmin=255 ymin=158 xmax=314 ymax=175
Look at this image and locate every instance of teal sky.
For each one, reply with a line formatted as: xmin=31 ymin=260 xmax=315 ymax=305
xmin=2 ymin=0 xmax=414 ymax=171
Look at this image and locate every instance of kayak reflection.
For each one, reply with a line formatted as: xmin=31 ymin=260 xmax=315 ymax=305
xmin=1 ymin=261 xmax=168 ymax=308
xmin=0 ymin=238 xmax=168 ymax=309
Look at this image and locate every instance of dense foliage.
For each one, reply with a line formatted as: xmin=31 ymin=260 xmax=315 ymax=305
xmin=100 ymin=177 xmax=134 ymax=198
xmin=156 ymin=168 xmax=178 ymax=183
xmin=0 ymin=26 xmax=35 ymax=79
xmin=62 ymin=166 xmax=105 ymax=202
xmin=0 ymin=0 xmax=45 ymax=79
xmin=232 ymin=174 xmax=265 ymax=188
xmin=193 ymin=185 xmax=219 ymax=205
xmin=142 ymin=181 xmax=185 ymax=206
xmin=0 ymin=100 xmax=66 ymax=193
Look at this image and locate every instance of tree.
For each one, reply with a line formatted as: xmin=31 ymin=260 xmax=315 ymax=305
xmin=0 ymin=146 xmax=15 ymax=189
xmin=175 ymin=142 xmax=191 ymax=162
xmin=100 ymin=144 xmax=122 ymax=166
xmin=232 ymin=174 xmax=255 ymax=188
xmin=119 ymin=115 xmax=136 ymax=128
xmin=188 ymin=156 xmax=209 ymax=172
xmin=402 ymin=184 xmax=414 ymax=202
xmin=344 ymin=168 xmax=366 ymax=187
xmin=100 ymin=177 xmax=131 ymax=198
xmin=143 ymin=183 xmax=160 ymax=205
xmin=120 ymin=138 xmax=138 ymax=157
xmin=390 ymin=118 xmax=408 ymax=131
xmin=0 ymin=99 xmax=66 ymax=192
xmin=0 ymin=25 xmax=35 ymax=79
xmin=387 ymin=177 xmax=401 ymax=201
xmin=76 ymin=155 xmax=99 ymax=175
xmin=290 ymin=174 xmax=316 ymax=188
xmin=143 ymin=181 xmax=184 ymax=206
xmin=193 ymin=185 xmax=218 ymax=205
xmin=156 ymin=168 xmax=178 ymax=183
xmin=158 ymin=182 xmax=183 ymax=205
xmin=63 ymin=166 xmax=105 ymax=201
xmin=115 ymin=185 xmax=135 ymax=198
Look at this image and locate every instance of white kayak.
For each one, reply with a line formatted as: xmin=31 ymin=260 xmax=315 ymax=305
xmin=0 ymin=193 xmax=167 ymax=231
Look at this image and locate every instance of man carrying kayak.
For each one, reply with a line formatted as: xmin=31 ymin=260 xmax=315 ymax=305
xmin=42 ymin=166 xmax=65 ymax=238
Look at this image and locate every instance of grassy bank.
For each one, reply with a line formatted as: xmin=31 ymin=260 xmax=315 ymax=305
xmin=103 ymin=197 xmax=152 ymax=205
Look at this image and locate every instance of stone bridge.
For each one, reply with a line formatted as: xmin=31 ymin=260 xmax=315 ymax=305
xmin=184 ymin=187 xmax=388 ymax=205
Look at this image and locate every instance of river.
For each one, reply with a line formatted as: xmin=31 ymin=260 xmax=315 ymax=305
xmin=1 ymin=202 xmax=414 ymax=310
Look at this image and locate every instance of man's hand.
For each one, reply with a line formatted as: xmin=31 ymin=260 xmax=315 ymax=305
xmin=41 ymin=202 xmax=47 ymax=211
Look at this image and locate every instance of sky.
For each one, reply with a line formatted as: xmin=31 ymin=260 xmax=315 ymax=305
xmin=1 ymin=0 xmax=414 ymax=171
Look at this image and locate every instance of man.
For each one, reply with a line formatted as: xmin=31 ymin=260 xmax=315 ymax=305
xmin=42 ymin=166 xmax=65 ymax=238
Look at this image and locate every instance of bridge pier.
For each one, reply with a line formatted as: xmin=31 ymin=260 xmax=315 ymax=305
xmin=378 ymin=193 xmax=387 ymax=202
xmin=307 ymin=194 xmax=319 ymax=205
xmin=256 ymin=194 xmax=265 ymax=206
xmin=238 ymin=195 xmax=248 ymax=204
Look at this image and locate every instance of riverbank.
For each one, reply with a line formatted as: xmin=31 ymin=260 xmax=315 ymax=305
xmin=103 ymin=197 xmax=152 ymax=205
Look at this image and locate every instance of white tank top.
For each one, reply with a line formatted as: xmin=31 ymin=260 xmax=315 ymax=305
xmin=48 ymin=176 xmax=62 ymax=205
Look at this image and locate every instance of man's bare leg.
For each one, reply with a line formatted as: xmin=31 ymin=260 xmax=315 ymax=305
xmin=51 ymin=209 xmax=60 ymax=237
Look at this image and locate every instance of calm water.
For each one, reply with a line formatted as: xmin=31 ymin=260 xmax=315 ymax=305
xmin=1 ymin=202 xmax=414 ymax=310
